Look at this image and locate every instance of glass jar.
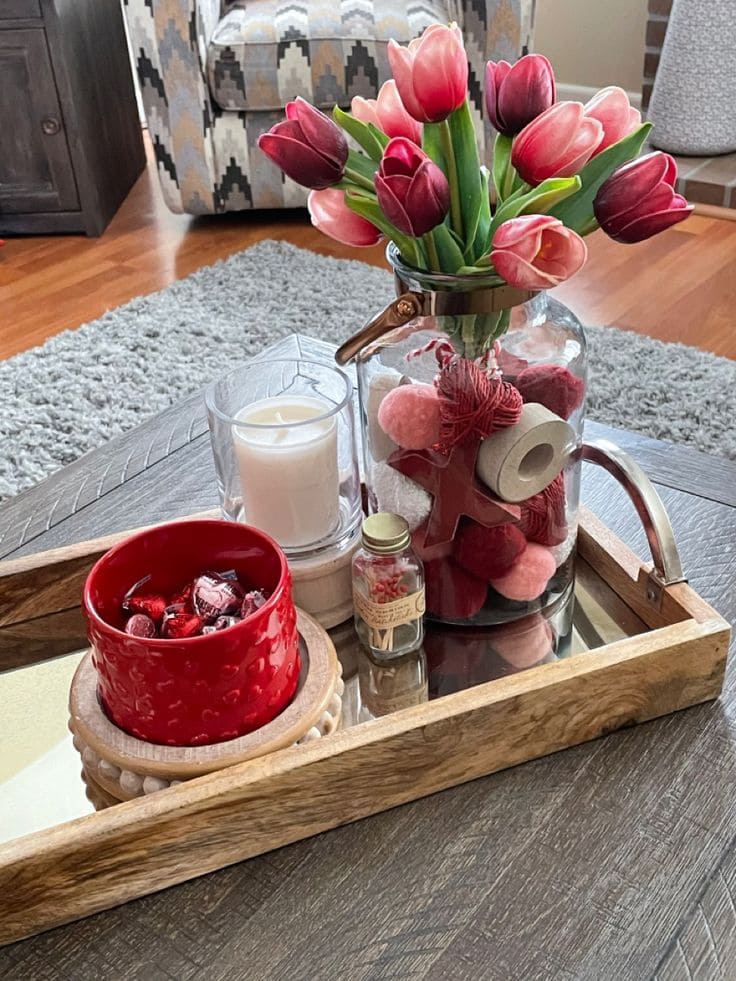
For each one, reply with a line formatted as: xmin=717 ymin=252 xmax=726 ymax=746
xmin=352 ymin=513 xmax=425 ymax=659
xmin=341 ymin=244 xmax=587 ymax=642
xmin=205 ymin=358 xmax=362 ymax=559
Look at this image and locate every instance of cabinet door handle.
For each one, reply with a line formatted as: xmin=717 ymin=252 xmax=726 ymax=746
xmin=41 ymin=116 xmax=61 ymax=136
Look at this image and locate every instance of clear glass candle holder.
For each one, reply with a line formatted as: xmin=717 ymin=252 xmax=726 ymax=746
xmin=205 ymin=359 xmax=362 ymax=557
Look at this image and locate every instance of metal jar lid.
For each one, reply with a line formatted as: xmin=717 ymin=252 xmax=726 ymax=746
xmin=361 ymin=513 xmax=410 ymax=554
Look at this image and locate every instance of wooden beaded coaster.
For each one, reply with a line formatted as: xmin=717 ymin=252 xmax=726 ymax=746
xmin=69 ymin=609 xmax=343 ymax=804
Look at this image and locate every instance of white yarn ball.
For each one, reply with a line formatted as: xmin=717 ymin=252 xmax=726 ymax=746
xmin=371 ymin=461 xmax=432 ymax=531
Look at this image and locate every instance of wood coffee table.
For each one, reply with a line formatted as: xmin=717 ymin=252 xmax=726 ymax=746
xmin=1 ymin=337 xmax=735 ymax=979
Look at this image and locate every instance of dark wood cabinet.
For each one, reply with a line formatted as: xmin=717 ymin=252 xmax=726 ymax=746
xmin=0 ymin=0 xmax=145 ymax=236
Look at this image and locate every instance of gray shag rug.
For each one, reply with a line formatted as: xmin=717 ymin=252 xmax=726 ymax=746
xmin=2 ymin=239 xmax=735 ymax=503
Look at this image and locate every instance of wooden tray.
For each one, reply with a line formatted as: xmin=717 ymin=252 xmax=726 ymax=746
xmin=0 ymin=484 xmax=730 ymax=946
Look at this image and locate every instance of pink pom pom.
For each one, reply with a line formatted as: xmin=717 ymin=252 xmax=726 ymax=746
xmin=377 ymin=384 xmax=442 ymax=450
xmin=515 ymin=364 xmax=584 ymax=420
xmin=489 ymin=543 xmax=557 ymax=601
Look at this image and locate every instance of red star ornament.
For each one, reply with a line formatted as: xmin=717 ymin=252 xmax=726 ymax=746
xmin=388 ymin=440 xmax=521 ymax=548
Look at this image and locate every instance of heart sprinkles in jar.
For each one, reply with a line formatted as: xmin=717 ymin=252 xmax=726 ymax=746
xmin=121 ymin=572 xmax=269 ymax=639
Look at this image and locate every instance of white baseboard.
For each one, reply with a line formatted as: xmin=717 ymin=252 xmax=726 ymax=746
xmin=556 ymin=82 xmax=642 ymax=109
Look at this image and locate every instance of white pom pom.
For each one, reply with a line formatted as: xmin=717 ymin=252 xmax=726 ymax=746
xmin=366 ymin=367 xmax=402 ymax=462
xmin=371 ymin=461 xmax=432 ymax=531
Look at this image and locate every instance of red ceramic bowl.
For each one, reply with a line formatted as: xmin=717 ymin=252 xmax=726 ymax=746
xmin=83 ymin=519 xmax=300 ymax=746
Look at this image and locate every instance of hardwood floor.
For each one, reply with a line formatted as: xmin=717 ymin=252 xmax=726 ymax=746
xmin=3 ymin=136 xmax=736 ymax=360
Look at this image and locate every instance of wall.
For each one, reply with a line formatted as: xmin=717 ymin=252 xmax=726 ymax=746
xmin=534 ymin=0 xmax=648 ymax=100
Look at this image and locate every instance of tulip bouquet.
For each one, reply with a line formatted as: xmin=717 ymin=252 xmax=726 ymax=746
xmin=258 ymin=24 xmax=694 ymax=630
xmin=259 ymin=23 xmax=692 ymax=302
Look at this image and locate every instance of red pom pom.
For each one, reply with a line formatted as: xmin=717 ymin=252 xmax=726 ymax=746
xmin=520 ymin=473 xmax=567 ymax=546
xmin=453 ymin=521 xmax=527 ymax=581
xmin=436 ymin=358 xmax=522 ymax=450
xmin=515 ymin=364 xmax=584 ymax=420
xmin=424 ymin=558 xmax=488 ymax=620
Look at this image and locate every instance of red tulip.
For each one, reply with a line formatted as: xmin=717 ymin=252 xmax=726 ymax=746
xmin=258 ymin=97 xmax=348 ymax=189
xmin=375 ymin=137 xmax=450 ymax=236
xmin=490 ymin=214 xmax=588 ymax=289
xmin=307 ymin=188 xmax=383 ymax=247
xmin=593 ymin=151 xmax=693 ymax=243
xmin=511 ymin=101 xmax=603 ymax=186
xmin=387 ymin=24 xmax=468 ymax=123
xmin=352 ymin=80 xmax=423 ymax=143
xmin=485 ymin=54 xmax=556 ymax=136
xmin=584 ymin=86 xmax=641 ymax=155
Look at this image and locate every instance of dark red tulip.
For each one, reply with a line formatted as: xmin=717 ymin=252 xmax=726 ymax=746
xmin=593 ymin=151 xmax=693 ymax=243
xmin=258 ymin=97 xmax=348 ymax=189
xmin=485 ymin=54 xmax=556 ymax=136
xmin=375 ymin=137 xmax=450 ymax=236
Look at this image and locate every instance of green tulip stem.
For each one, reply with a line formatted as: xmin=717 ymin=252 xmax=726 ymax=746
xmin=440 ymin=120 xmax=463 ymax=241
xmin=343 ymin=166 xmax=376 ymax=193
xmin=423 ymin=232 xmax=441 ymax=271
xmin=501 ymin=161 xmax=516 ymax=200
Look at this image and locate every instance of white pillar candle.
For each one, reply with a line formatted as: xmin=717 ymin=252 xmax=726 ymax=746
xmin=233 ymin=395 xmax=339 ymax=549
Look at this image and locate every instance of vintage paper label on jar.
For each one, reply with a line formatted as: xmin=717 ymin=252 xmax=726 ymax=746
xmin=353 ymin=588 xmax=426 ymax=630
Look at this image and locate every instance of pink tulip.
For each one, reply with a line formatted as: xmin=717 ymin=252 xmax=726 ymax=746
xmin=387 ymin=24 xmax=468 ymax=123
xmin=584 ymin=86 xmax=641 ymax=154
xmin=375 ymin=137 xmax=450 ymax=236
xmin=352 ymin=80 xmax=423 ymax=144
xmin=594 ymin=151 xmax=693 ymax=243
xmin=307 ymin=188 xmax=383 ymax=247
xmin=258 ymin=97 xmax=348 ymax=189
xmin=485 ymin=54 xmax=556 ymax=136
xmin=512 ymin=101 xmax=603 ymax=186
xmin=490 ymin=214 xmax=588 ymax=289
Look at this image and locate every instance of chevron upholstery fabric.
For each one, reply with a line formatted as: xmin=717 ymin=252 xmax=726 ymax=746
xmin=207 ymin=0 xmax=450 ymax=112
xmin=123 ymin=0 xmax=533 ymax=215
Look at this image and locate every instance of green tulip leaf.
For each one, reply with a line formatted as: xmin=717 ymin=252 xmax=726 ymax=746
xmin=549 ymin=122 xmax=653 ymax=232
xmin=333 ymin=107 xmax=385 ymax=162
xmin=469 ymin=166 xmax=492 ymax=262
xmin=519 ymin=176 xmax=580 ymax=215
xmin=491 ymin=134 xmax=513 ymax=203
xmin=448 ymin=100 xmax=483 ymax=253
xmin=432 ymin=222 xmax=466 ymax=273
xmin=486 ymin=177 xmax=580 ymax=242
xmin=344 ymin=191 xmax=421 ymax=267
xmin=344 ymin=148 xmax=379 ymax=192
xmin=366 ymin=122 xmax=389 ymax=151
xmin=422 ymin=122 xmax=446 ymax=173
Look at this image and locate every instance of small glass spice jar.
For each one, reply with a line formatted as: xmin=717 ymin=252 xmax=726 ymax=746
xmin=352 ymin=513 xmax=425 ymax=660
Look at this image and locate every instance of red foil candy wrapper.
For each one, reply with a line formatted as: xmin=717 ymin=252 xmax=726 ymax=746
xmin=123 ymin=591 xmax=167 ymax=625
xmin=241 ymin=590 xmax=267 ymax=619
xmin=124 ymin=613 xmax=157 ymax=638
xmin=162 ymin=610 xmax=206 ymax=639
xmin=202 ymin=615 xmax=242 ymax=634
xmin=192 ymin=573 xmax=245 ymax=622
xmin=169 ymin=582 xmax=193 ymax=610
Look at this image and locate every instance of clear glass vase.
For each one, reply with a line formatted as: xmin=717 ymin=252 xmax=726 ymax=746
xmin=349 ymin=244 xmax=587 ymax=646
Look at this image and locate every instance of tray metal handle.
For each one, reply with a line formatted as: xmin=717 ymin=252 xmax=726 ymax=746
xmin=582 ymin=438 xmax=686 ymax=591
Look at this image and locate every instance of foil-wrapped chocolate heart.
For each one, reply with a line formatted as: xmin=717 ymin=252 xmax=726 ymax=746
xmin=192 ymin=573 xmax=245 ymax=622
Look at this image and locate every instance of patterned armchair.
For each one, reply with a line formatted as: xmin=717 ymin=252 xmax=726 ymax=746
xmin=123 ymin=0 xmax=534 ymax=215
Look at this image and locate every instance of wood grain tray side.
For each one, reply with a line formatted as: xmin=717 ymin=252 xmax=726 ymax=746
xmin=0 ymin=509 xmax=730 ymax=946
